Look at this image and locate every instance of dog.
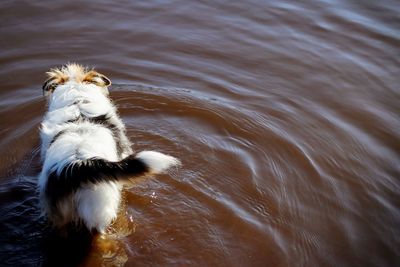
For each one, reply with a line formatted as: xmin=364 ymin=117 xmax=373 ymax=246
xmin=38 ymin=63 xmax=180 ymax=234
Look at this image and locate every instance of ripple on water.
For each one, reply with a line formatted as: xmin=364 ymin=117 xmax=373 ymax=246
xmin=0 ymin=0 xmax=399 ymax=266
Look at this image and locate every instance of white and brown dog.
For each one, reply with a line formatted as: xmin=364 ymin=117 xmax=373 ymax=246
xmin=38 ymin=63 xmax=180 ymax=234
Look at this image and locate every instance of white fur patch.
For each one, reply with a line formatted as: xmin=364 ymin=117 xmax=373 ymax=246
xmin=136 ymin=151 xmax=181 ymax=174
xmin=75 ymin=182 xmax=122 ymax=233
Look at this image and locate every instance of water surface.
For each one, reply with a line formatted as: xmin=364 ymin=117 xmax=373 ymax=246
xmin=0 ymin=1 xmax=399 ymax=266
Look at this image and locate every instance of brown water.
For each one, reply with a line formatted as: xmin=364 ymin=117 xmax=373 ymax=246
xmin=0 ymin=1 xmax=399 ymax=266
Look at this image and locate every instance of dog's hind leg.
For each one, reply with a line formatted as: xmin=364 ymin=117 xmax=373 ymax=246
xmin=75 ymin=182 xmax=122 ymax=233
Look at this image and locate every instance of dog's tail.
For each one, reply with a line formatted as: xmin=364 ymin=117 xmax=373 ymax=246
xmin=45 ymin=151 xmax=180 ymax=201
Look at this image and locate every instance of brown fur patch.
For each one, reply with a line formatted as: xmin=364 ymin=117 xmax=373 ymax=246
xmin=83 ymin=70 xmax=111 ymax=87
xmin=43 ymin=64 xmax=111 ymax=96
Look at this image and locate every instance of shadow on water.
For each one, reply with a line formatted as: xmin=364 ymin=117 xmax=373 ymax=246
xmin=0 ymin=181 xmax=127 ymax=267
xmin=0 ymin=148 xmax=91 ymax=267
xmin=0 ymin=149 xmax=130 ymax=267
xmin=41 ymin=219 xmax=131 ymax=266
xmin=40 ymin=227 xmax=94 ymax=267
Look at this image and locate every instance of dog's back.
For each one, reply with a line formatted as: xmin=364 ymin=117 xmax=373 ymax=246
xmin=38 ymin=64 xmax=180 ymax=233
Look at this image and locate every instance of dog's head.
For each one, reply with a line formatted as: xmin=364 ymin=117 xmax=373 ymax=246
xmin=42 ymin=63 xmax=111 ymax=97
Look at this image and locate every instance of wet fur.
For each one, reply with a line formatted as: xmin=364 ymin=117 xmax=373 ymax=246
xmin=38 ymin=64 xmax=180 ymax=233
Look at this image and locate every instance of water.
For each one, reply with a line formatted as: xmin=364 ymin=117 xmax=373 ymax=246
xmin=0 ymin=1 xmax=399 ymax=266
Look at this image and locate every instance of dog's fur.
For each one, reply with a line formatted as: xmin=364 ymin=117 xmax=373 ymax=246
xmin=38 ymin=63 xmax=180 ymax=233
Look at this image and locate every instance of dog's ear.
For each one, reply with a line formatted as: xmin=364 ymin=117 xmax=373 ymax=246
xmin=83 ymin=71 xmax=111 ymax=87
xmin=42 ymin=77 xmax=57 ymax=97
xmin=42 ymin=69 xmax=68 ymax=97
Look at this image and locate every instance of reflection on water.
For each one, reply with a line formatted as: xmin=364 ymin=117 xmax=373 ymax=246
xmin=0 ymin=1 xmax=399 ymax=266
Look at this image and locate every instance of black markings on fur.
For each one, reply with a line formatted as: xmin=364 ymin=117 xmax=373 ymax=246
xmin=42 ymin=78 xmax=56 ymax=95
xmin=66 ymin=118 xmax=79 ymax=123
xmin=49 ymin=112 xmax=125 ymax=156
xmin=49 ymin=130 xmax=66 ymax=146
xmin=45 ymin=155 xmax=148 ymax=203
xmin=85 ymin=114 xmax=109 ymax=125
xmin=100 ymin=75 xmax=111 ymax=86
xmin=86 ymin=114 xmax=125 ymax=156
